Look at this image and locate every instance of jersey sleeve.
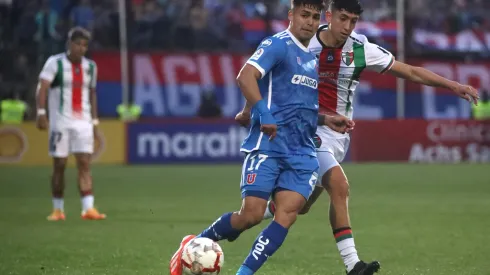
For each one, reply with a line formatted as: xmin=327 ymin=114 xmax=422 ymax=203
xmin=39 ymin=56 xmax=58 ymax=83
xmin=246 ymin=37 xmax=287 ymax=79
xmin=364 ymin=41 xmax=395 ymax=74
xmin=90 ymin=61 xmax=98 ymax=89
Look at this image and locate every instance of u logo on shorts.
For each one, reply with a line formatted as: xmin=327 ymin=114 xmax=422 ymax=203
xmin=246 ymin=173 xmax=257 ymax=184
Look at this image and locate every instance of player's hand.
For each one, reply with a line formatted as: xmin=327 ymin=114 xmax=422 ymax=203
xmin=235 ymin=110 xmax=251 ymax=128
xmin=36 ymin=115 xmax=48 ymax=130
xmin=259 ymin=112 xmax=277 ymax=140
xmin=452 ymin=83 xmax=479 ymax=105
xmin=325 ymin=115 xmax=355 ymax=134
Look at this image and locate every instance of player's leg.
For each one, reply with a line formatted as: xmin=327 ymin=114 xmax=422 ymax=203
xmin=320 ymin=147 xmax=380 ymax=274
xmin=198 ymin=152 xmax=279 ymax=241
xmin=263 ymin=184 xmax=323 ymax=219
xmin=235 ymin=155 xmax=318 ymax=275
xmin=47 ymin=128 xmax=69 ymax=221
xmin=72 ymin=123 xmax=105 ymax=220
xmin=170 ymin=152 xmax=279 ymax=275
xmin=262 ymin=134 xmax=324 ymax=219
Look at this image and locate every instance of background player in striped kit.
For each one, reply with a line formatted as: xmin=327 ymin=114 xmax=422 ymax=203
xmin=36 ymin=27 xmax=106 ymax=221
xmin=261 ymin=0 xmax=480 ymax=274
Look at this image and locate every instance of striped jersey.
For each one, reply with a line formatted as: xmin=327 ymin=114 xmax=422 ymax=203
xmin=241 ymin=30 xmax=319 ymax=156
xmin=309 ymin=25 xmax=394 ymax=120
xmin=39 ymin=53 xmax=97 ymax=123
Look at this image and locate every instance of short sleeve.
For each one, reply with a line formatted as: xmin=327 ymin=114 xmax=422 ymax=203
xmin=89 ymin=61 xmax=97 ymax=89
xmin=364 ymin=42 xmax=395 ymax=74
xmin=246 ymin=37 xmax=287 ymax=78
xmin=39 ymin=56 xmax=58 ymax=83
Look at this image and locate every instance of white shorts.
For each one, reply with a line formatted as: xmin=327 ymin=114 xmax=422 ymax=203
xmin=49 ymin=121 xmax=94 ymax=158
xmin=315 ymin=126 xmax=350 ymax=185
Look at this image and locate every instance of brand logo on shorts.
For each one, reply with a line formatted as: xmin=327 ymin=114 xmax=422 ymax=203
xmin=246 ymin=173 xmax=257 ymax=184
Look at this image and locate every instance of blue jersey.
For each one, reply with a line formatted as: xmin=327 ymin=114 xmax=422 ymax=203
xmin=240 ymin=30 xmax=319 ymax=157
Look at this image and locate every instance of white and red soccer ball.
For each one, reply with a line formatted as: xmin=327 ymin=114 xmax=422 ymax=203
xmin=181 ymin=237 xmax=224 ymax=275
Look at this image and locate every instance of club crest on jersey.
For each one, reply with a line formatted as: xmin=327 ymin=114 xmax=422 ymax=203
xmin=342 ymin=51 xmax=354 ymax=66
xmin=297 ymin=57 xmax=302 ymax=65
xmin=313 ymin=135 xmax=322 ymax=148
xmin=246 ymin=173 xmax=257 ymax=184
xmin=327 ymin=51 xmax=334 ymax=63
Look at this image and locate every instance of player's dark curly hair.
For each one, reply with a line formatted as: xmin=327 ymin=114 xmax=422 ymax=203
xmin=68 ymin=27 xmax=91 ymax=41
xmin=292 ymin=0 xmax=326 ymax=11
xmin=328 ymin=0 xmax=364 ymax=15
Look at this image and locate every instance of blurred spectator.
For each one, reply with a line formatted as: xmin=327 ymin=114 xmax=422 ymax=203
xmin=70 ymin=0 xmax=95 ymax=31
xmin=1 ymin=0 xmax=489 ymax=121
xmin=35 ymin=0 xmax=62 ymax=62
xmin=197 ymin=90 xmax=222 ymax=118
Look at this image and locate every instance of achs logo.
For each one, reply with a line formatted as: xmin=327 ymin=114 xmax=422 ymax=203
xmin=291 ymin=74 xmax=318 ymax=89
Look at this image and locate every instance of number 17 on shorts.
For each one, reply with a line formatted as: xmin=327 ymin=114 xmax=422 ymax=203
xmin=240 ymin=152 xmax=279 ymax=200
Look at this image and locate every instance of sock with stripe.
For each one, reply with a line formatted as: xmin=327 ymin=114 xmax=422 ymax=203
xmin=237 ymin=220 xmax=288 ymax=274
xmin=198 ymin=212 xmax=243 ymax=242
xmin=334 ymin=227 xmax=360 ymax=272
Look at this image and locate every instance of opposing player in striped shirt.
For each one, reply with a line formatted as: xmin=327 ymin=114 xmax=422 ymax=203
xmin=260 ymin=0 xmax=480 ymax=274
xmin=36 ymin=27 xmax=106 ymax=221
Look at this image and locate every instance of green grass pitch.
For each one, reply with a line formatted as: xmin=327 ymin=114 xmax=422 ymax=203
xmin=0 ymin=164 xmax=489 ymax=275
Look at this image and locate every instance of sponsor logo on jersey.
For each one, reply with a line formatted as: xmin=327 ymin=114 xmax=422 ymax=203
xmin=261 ymin=39 xmax=272 ymax=47
xmin=291 ymin=74 xmax=318 ymax=89
xmin=250 ymin=48 xmax=264 ymax=60
xmin=342 ymin=51 xmax=354 ymax=66
xmin=327 ymin=51 xmax=334 ymax=63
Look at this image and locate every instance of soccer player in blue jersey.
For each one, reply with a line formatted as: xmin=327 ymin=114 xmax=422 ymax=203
xmin=169 ymin=1 xmax=355 ymax=275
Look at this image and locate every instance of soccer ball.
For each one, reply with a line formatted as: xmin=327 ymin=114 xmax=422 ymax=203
xmin=182 ymin=237 xmax=224 ymax=275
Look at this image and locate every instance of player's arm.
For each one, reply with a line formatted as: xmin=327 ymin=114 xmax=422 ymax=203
xmin=387 ymin=61 xmax=479 ymax=104
xmin=318 ymin=114 xmax=355 ymax=134
xmin=364 ymin=40 xmax=479 ymax=104
xmin=236 ymin=65 xmax=263 ymax=106
xmin=36 ymin=57 xmax=57 ymax=130
xmin=89 ymin=62 xmax=99 ymax=127
xmin=236 ymin=39 xmax=286 ymax=139
xmin=237 ymin=64 xmax=277 ymax=139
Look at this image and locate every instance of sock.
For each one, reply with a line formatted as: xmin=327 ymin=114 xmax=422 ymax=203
xmin=81 ymin=195 xmax=94 ymax=212
xmin=240 ymin=220 xmax=288 ymax=274
xmin=52 ymin=198 xmax=64 ymax=211
xmin=262 ymin=200 xmax=275 ymax=220
xmin=334 ymin=227 xmax=360 ymax=272
xmin=198 ymin=212 xmax=243 ymax=242
xmin=236 ymin=265 xmax=254 ymax=275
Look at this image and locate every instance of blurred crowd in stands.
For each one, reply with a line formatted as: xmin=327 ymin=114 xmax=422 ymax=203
xmin=0 ymin=0 xmax=488 ymax=106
